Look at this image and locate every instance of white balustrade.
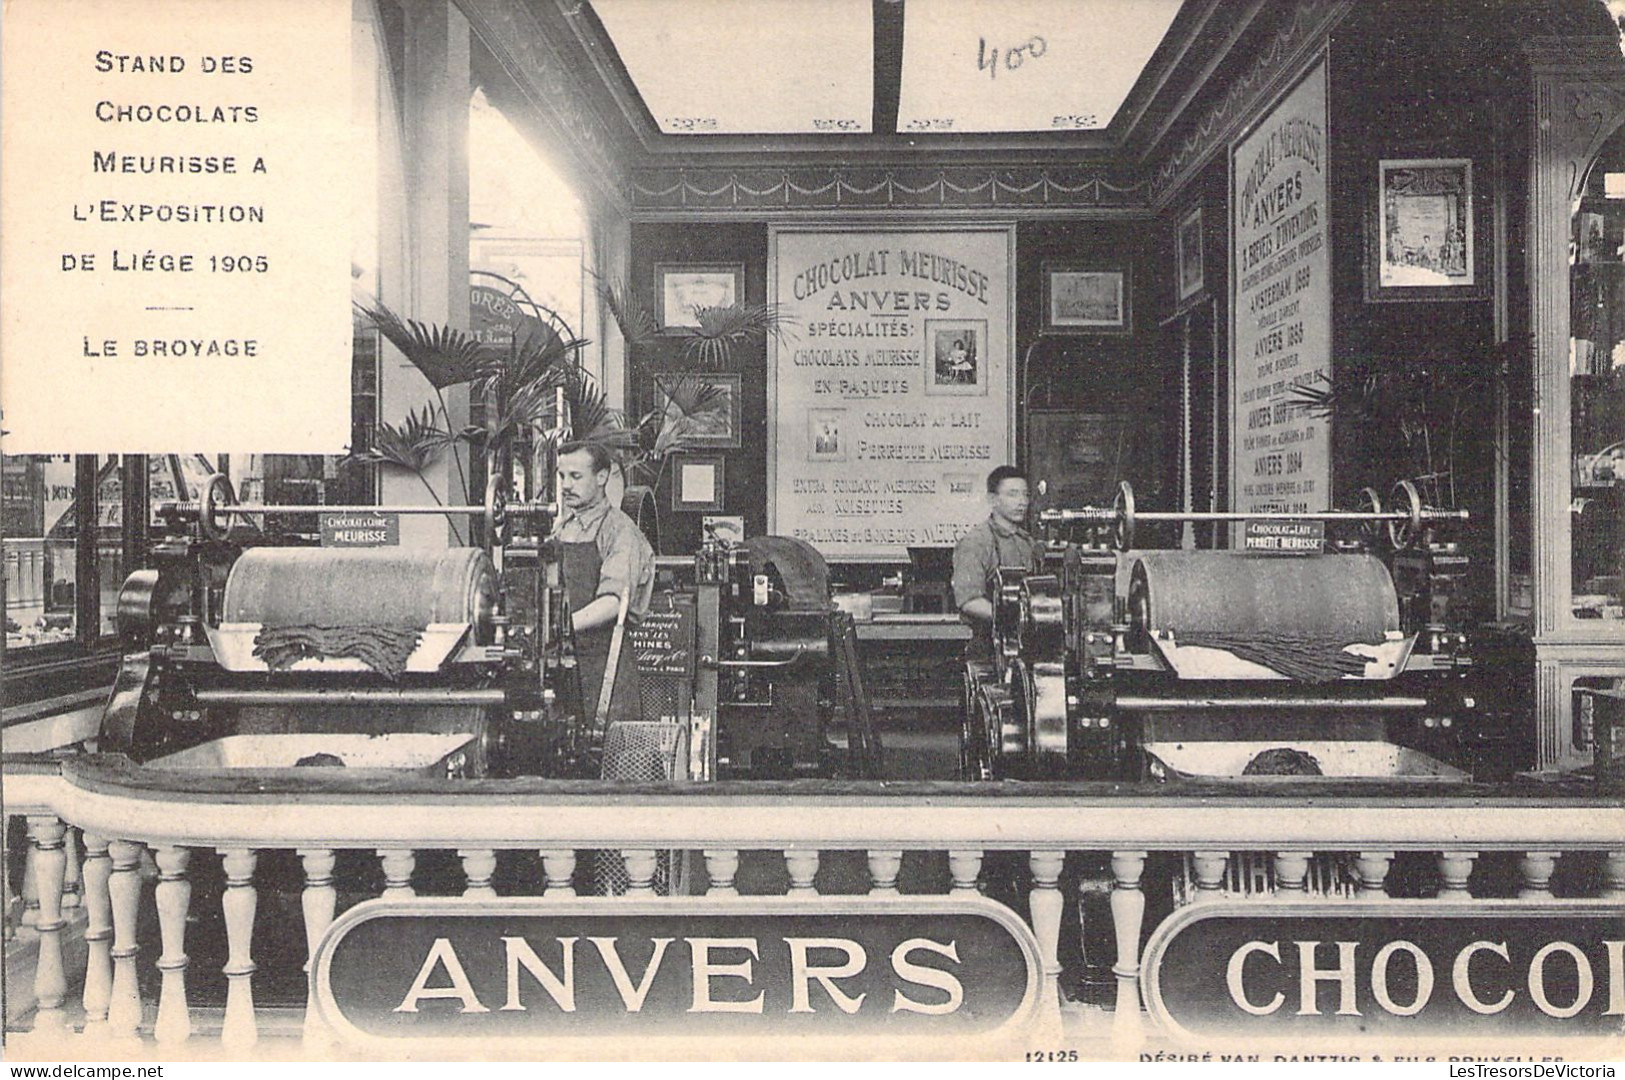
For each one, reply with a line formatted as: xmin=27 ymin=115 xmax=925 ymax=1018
xmin=6 ymin=755 xmax=1625 ymax=1054
xmin=219 ymin=848 xmax=258 ymax=1050
xmin=703 ymin=849 xmax=739 ymax=896
xmin=1437 ymin=850 xmax=1477 ymax=898
xmin=458 ymin=848 xmax=497 ymax=899
xmin=79 ymin=832 xmax=113 ymax=1035
xmin=866 ymin=849 xmax=902 ymax=897
xmin=106 ymin=839 xmax=145 ymax=1043
xmin=299 ymin=848 xmax=337 ymax=1045
xmin=1520 ymin=850 xmax=1559 ymax=898
xmin=783 ymin=849 xmax=819 ymax=895
xmin=1355 ymin=850 xmax=1394 ymax=899
xmin=947 ymin=849 xmax=982 ymax=897
xmin=25 ymin=816 xmax=68 ymax=1035
xmin=378 ymin=848 xmax=416 ymax=899
xmin=540 ymin=849 xmax=576 ymax=898
xmin=152 ymin=845 xmax=192 ymax=1045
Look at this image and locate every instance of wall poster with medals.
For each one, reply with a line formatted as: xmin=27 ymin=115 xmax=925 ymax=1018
xmin=768 ymin=225 xmax=1015 ymax=560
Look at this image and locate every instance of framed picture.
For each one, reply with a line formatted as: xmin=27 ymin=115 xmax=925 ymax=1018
xmin=923 ymin=319 xmax=989 ymax=395
xmin=671 ymin=454 xmax=725 ymax=512
xmin=655 ymin=263 xmax=743 ymax=329
xmin=807 ymin=408 xmax=847 ymax=461
xmin=650 ymin=371 xmax=741 ymax=449
xmin=1043 ymin=264 xmax=1131 ymax=334
xmin=1176 ymin=207 xmax=1204 ymax=303
xmin=1366 ymin=157 xmax=1486 ymax=301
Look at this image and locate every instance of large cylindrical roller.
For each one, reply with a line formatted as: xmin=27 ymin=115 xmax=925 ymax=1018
xmin=222 ymin=547 xmax=498 ymax=636
xmin=1129 ymin=551 xmax=1398 ymax=643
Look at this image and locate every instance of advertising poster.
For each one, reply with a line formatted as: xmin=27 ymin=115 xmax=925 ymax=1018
xmin=769 ymin=225 xmax=1015 ymax=558
xmin=1231 ymin=59 xmax=1331 ymax=515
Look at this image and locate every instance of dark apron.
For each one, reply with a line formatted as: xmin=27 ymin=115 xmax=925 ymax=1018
xmin=561 ymin=538 xmax=642 ymax=726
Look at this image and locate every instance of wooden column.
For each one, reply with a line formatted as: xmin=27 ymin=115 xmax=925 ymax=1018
xmin=106 ymin=840 xmax=145 ymax=1043
xmin=1109 ymin=850 xmax=1147 ymax=1045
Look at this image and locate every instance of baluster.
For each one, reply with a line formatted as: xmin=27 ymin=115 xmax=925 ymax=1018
xmin=622 ymin=850 xmax=657 ymax=897
xmin=219 ymin=849 xmax=259 ymax=1050
xmin=21 ymin=824 xmax=40 ymax=929
xmin=62 ymin=827 xmax=83 ymax=911
xmin=106 ymin=840 xmax=145 ymax=1043
xmin=80 ymin=833 xmax=114 ymax=1035
xmin=1110 ymin=851 xmax=1147 ymax=1046
xmin=1273 ymin=851 xmax=1311 ymax=897
xmin=783 ymin=849 xmax=819 ymax=896
xmin=1192 ymin=851 xmax=1229 ymax=901
xmin=1519 ymin=851 xmax=1559 ymax=899
xmin=299 ymin=849 xmax=337 ymax=1045
xmin=948 ymin=850 xmax=983 ymax=898
xmin=459 ymin=849 xmax=498 ymax=899
xmin=540 ymin=849 xmax=577 ymax=898
xmin=1602 ymin=851 xmax=1625 ymax=901
xmin=26 ymin=816 xmax=68 ymax=1036
xmin=704 ymin=850 xmax=739 ymax=897
xmin=152 ymin=846 xmax=193 ymax=1045
xmin=866 ymin=850 xmax=903 ymax=897
xmin=1437 ymin=851 xmax=1478 ymax=899
xmin=1355 ymin=851 xmax=1394 ymax=899
xmin=1028 ymin=850 xmax=1066 ymax=1034
xmin=378 ymin=849 xmax=416 ymax=900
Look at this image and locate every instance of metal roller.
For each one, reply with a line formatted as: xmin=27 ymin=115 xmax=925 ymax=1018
xmin=1128 ymin=550 xmax=1398 ymax=642
xmin=221 ymin=547 xmax=498 ymax=634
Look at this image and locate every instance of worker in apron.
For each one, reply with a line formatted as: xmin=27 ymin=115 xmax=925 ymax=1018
xmin=554 ymin=441 xmax=655 ymax=726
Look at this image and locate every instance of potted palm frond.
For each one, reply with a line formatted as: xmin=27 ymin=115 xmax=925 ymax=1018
xmin=351 ymin=300 xmax=595 ymax=544
xmin=1286 ymin=338 xmax=1521 ymax=509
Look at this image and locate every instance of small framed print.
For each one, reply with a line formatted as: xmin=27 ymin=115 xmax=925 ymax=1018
xmin=1043 ymin=264 xmax=1131 ymax=334
xmin=1366 ymin=157 xmax=1487 ymax=302
xmin=1176 ymin=207 xmax=1204 ymax=303
xmin=655 ymin=263 xmax=744 ymax=329
xmin=651 ymin=371 xmax=741 ymax=449
xmin=808 ymin=408 xmax=847 ymax=461
xmin=924 ymin=319 xmax=989 ymax=396
xmin=672 ymin=454 xmax=725 ymax=512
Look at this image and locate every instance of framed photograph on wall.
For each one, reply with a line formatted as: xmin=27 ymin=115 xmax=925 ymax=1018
xmin=671 ymin=454 xmax=725 ymax=512
xmin=655 ymin=263 xmax=743 ymax=329
xmin=807 ymin=408 xmax=847 ymax=461
xmin=650 ymin=371 xmax=742 ymax=449
xmin=1177 ymin=207 xmax=1204 ymax=303
xmin=923 ymin=319 xmax=989 ymax=395
xmin=1366 ymin=157 xmax=1487 ymax=301
xmin=1043 ymin=264 xmax=1130 ymax=334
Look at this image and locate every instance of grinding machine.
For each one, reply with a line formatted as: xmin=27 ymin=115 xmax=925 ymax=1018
xmin=687 ymin=533 xmax=882 ymax=780
xmin=961 ymin=481 xmax=1476 ymax=784
xmin=101 ymin=472 xmax=632 ymax=778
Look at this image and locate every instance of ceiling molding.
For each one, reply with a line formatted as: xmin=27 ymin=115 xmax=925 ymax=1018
xmin=458 ymin=0 xmax=640 ymax=208
xmin=1144 ymin=0 xmax=1354 ymax=210
xmin=628 ymin=163 xmax=1148 ymax=215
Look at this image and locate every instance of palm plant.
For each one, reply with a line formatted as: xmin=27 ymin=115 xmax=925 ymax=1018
xmin=351 ymin=300 xmax=605 ymax=543
xmin=679 ymin=301 xmax=792 ymax=366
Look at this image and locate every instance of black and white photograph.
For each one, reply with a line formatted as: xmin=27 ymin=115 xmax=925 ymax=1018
xmin=924 ymin=319 xmax=987 ymax=395
xmin=1044 ymin=264 xmax=1131 ymax=333
xmin=3 ymin=0 xmax=1625 ymax=1072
